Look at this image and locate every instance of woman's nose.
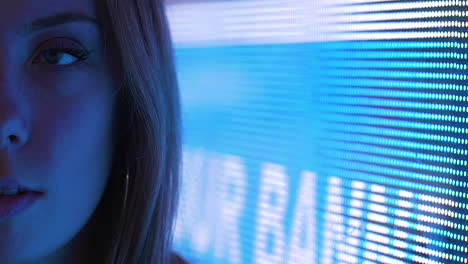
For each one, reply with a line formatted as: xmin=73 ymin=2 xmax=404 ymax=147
xmin=0 ymin=81 xmax=28 ymax=152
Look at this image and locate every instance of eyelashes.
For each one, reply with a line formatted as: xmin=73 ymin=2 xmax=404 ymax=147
xmin=31 ymin=38 xmax=93 ymax=68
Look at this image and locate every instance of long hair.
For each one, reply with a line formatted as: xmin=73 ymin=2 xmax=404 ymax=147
xmin=90 ymin=0 xmax=182 ymax=263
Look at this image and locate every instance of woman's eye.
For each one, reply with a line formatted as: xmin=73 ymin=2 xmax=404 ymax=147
xmin=36 ymin=49 xmax=80 ymax=65
xmin=31 ymin=38 xmax=91 ymax=67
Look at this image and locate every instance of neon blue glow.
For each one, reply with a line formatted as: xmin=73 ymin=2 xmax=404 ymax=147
xmin=168 ymin=1 xmax=468 ymax=264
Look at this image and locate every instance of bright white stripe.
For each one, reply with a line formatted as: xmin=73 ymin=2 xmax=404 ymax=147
xmin=412 ymin=255 xmax=440 ymax=264
xmin=395 ymin=209 xmax=410 ymax=218
xmin=350 ymin=199 xmax=363 ymax=208
xmin=324 ymin=230 xmax=334 ymax=239
xmin=318 ymin=0 xmax=395 ymax=5
xmin=370 ymin=184 xmax=385 ymax=193
xmin=329 ymin=176 xmax=342 ymax=185
xmin=321 ymin=256 xmax=333 ymax=264
xmin=415 ymin=235 xmax=430 ymax=244
xmin=379 ymin=255 xmax=393 ymax=264
xmin=417 ymin=214 xmax=454 ymax=228
xmin=369 ymin=194 xmax=385 ymax=204
xmin=167 ymin=0 xmax=461 ymax=46
xmin=394 ymin=230 xmax=408 ymax=239
xmin=369 ymin=203 xmax=387 ymax=214
xmin=326 ymin=212 xmax=344 ymax=223
xmin=340 ymin=242 xmax=359 ymax=256
xmin=394 ymin=219 xmax=409 ymax=228
xmin=367 ymin=223 xmax=389 ymax=235
xmin=347 ymin=236 xmax=359 ymax=246
xmin=351 ymin=180 xmax=366 ymax=190
xmin=349 ymin=208 xmax=362 ymax=218
xmin=363 ymin=250 xmax=377 ymax=260
xmin=225 ymin=23 xmax=302 ymax=31
xmin=327 ymin=204 xmax=344 ymax=214
xmin=167 ymin=0 xmax=304 ymax=11
xmin=420 ymin=194 xmax=459 ymax=208
xmin=398 ymin=190 xmax=413 ymax=198
xmin=368 ymin=213 xmax=388 ymax=223
xmin=222 ymin=14 xmax=300 ymax=24
xmin=167 ymin=1 xmax=302 ymax=20
xmin=418 ymin=204 xmax=458 ymax=218
xmin=323 ymin=31 xmax=464 ymax=41
xmin=380 ymin=254 xmax=405 ymax=264
xmin=328 ymin=186 xmax=342 ymax=195
xmin=328 ymin=11 xmax=462 ymax=23
xmin=376 ymin=244 xmax=391 ymax=255
xmin=324 ymin=1 xmax=459 ymax=14
xmin=393 ymin=240 xmax=408 ymax=249
xmin=327 ymin=194 xmax=344 ymax=204
xmin=351 ymin=190 xmax=365 ymax=199
xmin=348 ymin=218 xmax=361 ymax=227
xmin=336 ymin=251 xmax=358 ymax=263
xmin=397 ymin=200 xmax=412 ymax=208
xmin=320 ymin=21 xmax=461 ymax=32
xmin=166 ymin=0 xmax=308 ymax=46
xmin=416 ymin=224 xmax=431 ymax=233
xmin=348 ymin=230 xmax=361 ymax=238
xmin=171 ymin=31 xmax=468 ymax=46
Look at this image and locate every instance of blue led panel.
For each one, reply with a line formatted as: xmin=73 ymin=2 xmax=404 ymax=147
xmin=166 ymin=1 xmax=468 ymax=263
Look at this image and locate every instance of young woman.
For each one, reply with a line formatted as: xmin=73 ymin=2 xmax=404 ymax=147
xmin=0 ymin=0 xmax=186 ymax=263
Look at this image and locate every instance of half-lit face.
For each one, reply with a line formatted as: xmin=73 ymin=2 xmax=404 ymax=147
xmin=0 ymin=0 xmax=117 ymax=263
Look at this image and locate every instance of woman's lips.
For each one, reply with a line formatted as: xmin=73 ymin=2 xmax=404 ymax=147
xmin=0 ymin=191 xmax=41 ymax=222
xmin=0 ymin=178 xmax=40 ymax=193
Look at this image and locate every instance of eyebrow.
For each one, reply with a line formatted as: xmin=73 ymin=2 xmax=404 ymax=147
xmin=17 ymin=12 xmax=98 ymax=36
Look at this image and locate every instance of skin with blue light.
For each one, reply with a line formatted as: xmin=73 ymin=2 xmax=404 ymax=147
xmin=0 ymin=0 xmax=117 ymax=263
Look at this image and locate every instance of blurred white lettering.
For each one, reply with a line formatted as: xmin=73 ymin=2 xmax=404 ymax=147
xmin=213 ymin=154 xmax=246 ymax=264
xmin=286 ymin=171 xmax=317 ymax=264
xmin=254 ymin=162 xmax=288 ymax=264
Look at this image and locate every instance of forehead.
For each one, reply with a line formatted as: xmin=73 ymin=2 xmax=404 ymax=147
xmin=0 ymin=0 xmax=95 ymax=37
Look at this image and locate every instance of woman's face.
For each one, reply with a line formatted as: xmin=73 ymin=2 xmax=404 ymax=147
xmin=0 ymin=0 xmax=117 ymax=263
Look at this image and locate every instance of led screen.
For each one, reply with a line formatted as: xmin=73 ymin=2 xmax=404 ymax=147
xmin=167 ymin=1 xmax=468 ymax=263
